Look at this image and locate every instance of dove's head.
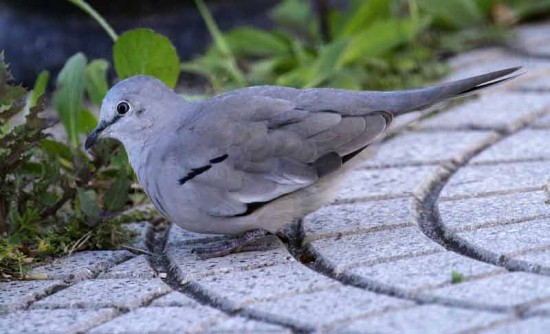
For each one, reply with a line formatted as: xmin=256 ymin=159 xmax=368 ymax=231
xmin=85 ymin=75 xmax=180 ymax=150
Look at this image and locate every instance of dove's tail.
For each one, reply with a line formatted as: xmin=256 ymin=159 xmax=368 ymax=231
xmin=386 ymin=67 xmax=522 ymax=116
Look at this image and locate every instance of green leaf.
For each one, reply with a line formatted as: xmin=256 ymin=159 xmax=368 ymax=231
xmin=77 ymin=189 xmax=101 ymax=223
xmin=224 ymin=27 xmax=290 ymax=57
xmin=417 ymin=0 xmax=485 ymax=29
xmin=113 ymin=28 xmax=180 ymax=88
xmin=271 ymin=0 xmax=311 ymax=29
xmin=78 ymin=109 xmax=98 ymax=134
xmin=304 ymin=38 xmax=350 ymax=88
xmin=339 ymin=18 xmax=430 ymax=66
xmin=41 ymin=139 xmax=72 ymax=161
xmin=334 ymin=0 xmax=392 ymax=38
xmin=30 ymin=70 xmax=49 ymax=108
xmin=104 ymin=174 xmax=130 ymax=211
xmin=53 ymin=53 xmax=87 ymax=147
xmin=85 ymin=59 xmax=109 ymax=107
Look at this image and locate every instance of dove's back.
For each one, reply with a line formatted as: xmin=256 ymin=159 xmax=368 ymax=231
xmin=140 ymin=67 xmax=520 ymax=235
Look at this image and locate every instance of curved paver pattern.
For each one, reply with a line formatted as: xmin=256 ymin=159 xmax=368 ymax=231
xmin=2 ymin=25 xmax=550 ymax=333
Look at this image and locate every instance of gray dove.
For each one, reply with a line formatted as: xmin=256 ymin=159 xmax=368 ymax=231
xmin=85 ymin=67 xmax=520 ymax=257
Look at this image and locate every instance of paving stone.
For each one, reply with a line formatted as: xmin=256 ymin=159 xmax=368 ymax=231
xmin=303 ymin=197 xmax=417 ymax=241
xmin=337 ymin=304 xmax=507 ymax=334
xmin=473 ymin=129 xmax=550 ymax=163
xmin=168 ymin=224 xmax=226 ymax=247
xmin=0 ymin=280 xmax=65 ymax=313
xmin=98 ymin=255 xmax=156 ymax=279
xmin=480 ymin=317 xmax=550 ymax=334
xmin=29 ymin=250 xmax=134 ymax=283
xmin=527 ymin=302 xmax=550 ymax=316
xmin=348 ymin=251 xmax=504 ymax=296
xmin=335 ymin=165 xmax=448 ymax=202
xmin=363 ymin=130 xmax=497 ymax=167
xmin=247 ymin=286 xmax=412 ymax=331
xmin=532 ymin=114 xmax=550 ymax=128
xmin=89 ymin=306 xmax=226 ymax=333
xmin=194 ymin=262 xmax=339 ymax=309
xmin=515 ymin=23 xmax=550 ymax=56
xmin=518 ymin=75 xmax=550 ymax=92
xmin=422 ymin=272 xmax=550 ymax=310
xmin=511 ymin=249 xmax=550 ymax=275
xmin=206 ymin=317 xmax=292 ymax=333
xmin=438 ymin=191 xmax=550 ymax=232
xmin=440 ymin=161 xmax=549 ymax=200
xmin=168 ymin=244 xmax=293 ymax=283
xmin=0 ymin=308 xmax=118 ymax=334
xmin=33 ymin=278 xmax=170 ymax=310
xmin=454 ymin=219 xmax=550 ymax=267
xmin=418 ymin=92 xmax=550 ymax=132
xmin=150 ymin=291 xmax=201 ymax=307
xmin=309 ymin=226 xmax=444 ymax=273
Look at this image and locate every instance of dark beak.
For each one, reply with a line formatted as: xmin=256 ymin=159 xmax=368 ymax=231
xmin=85 ymin=121 xmax=107 ymax=150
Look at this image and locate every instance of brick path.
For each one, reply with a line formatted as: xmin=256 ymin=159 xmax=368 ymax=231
xmin=2 ymin=23 xmax=550 ymax=334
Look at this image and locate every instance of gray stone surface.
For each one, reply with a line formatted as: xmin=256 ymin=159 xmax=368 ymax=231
xmin=205 ymin=316 xmax=292 ymax=333
xmin=363 ymin=130 xmax=497 ymax=167
xmin=532 ymin=114 xmax=550 ymax=128
xmin=247 ymin=286 xmax=412 ymax=331
xmin=527 ymin=302 xmax=550 ymax=316
xmin=303 ymin=197 xmax=417 ymax=241
xmin=98 ymin=255 xmax=157 ymax=279
xmin=0 ymin=308 xmax=118 ymax=334
xmin=168 ymin=244 xmax=292 ymax=283
xmin=511 ymin=249 xmax=550 ymax=275
xmin=309 ymin=226 xmax=444 ymax=273
xmin=335 ymin=165 xmax=448 ymax=202
xmin=168 ymin=224 xmax=226 ymax=247
xmin=472 ymin=129 xmax=550 ymax=163
xmin=440 ymin=161 xmax=549 ymax=200
xmin=89 ymin=306 xmax=226 ymax=333
xmin=518 ymin=75 xmax=550 ymax=92
xmin=348 ymin=251 xmax=504 ymax=296
xmin=150 ymin=292 xmax=201 ymax=307
xmin=338 ymin=304 xmax=508 ymax=333
xmin=29 ymin=250 xmax=134 ymax=283
xmin=33 ymin=279 xmax=171 ymax=310
xmin=418 ymin=92 xmax=550 ymax=132
xmin=422 ymin=273 xmax=550 ymax=310
xmin=0 ymin=280 xmax=65 ymax=313
xmin=438 ymin=191 xmax=550 ymax=232
xmin=480 ymin=317 xmax=550 ymax=334
xmin=454 ymin=219 xmax=550 ymax=266
xmin=194 ymin=262 xmax=339 ymax=309
xmin=515 ymin=23 xmax=550 ymax=56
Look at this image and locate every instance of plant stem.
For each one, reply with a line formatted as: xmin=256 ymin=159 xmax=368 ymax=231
xmin=193 ymin=0 xmax=247 ymax=88
xmin=67 ymin=0 xmax=118 ymax=42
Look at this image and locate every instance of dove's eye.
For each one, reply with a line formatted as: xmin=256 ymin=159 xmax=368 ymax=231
xmin=116 ymin=101 xmax=131 ymax=115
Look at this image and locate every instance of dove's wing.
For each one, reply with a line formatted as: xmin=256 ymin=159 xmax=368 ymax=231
xmin=170 ymin=93 xmax=390 ymax=218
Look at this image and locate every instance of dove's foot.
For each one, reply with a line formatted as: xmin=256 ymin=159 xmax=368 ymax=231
xmin=193 ymin=229 xmax=279 ymax=259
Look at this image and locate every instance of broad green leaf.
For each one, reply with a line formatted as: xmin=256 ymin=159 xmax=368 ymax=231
xmin=271 ymin=0 xmax=311 ymax=30
xmin=85 ymin=59 xmax=109 ymax=107
xmin=77 ymin=189 xmax=101 ymax=223
xmin=41 ymin=139 xmax=72 ymax=161
xmin=77 ymin=108 xmax=98 ymax=134
xmin=339 ymin=18 xmax=430 ymax=66
xmin=224 ymin=27 xmax=290 ymax=57
xmin=30 ymin=70 xmax=49 ymax=108
xmin=335 ymin=0 xmax=392 ymax=38
xmin=113 ymin=28 xmax=180 ymax=88
xmin=104 ymin=174 xmax=130 ymax=211
xmin=54 ymin=53 xmax=87 ymax=147
xmin=304 ymin=38 xmax=350 ymax=88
